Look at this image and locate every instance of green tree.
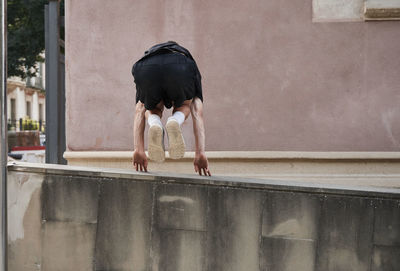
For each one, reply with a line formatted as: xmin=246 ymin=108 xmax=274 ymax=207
xmin=8 ymin=0 xmax=48 ymax=78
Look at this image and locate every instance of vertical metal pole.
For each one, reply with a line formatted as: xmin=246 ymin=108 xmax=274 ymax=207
xmin=45 ymin=0 xmax=60 ymax=164
xmin=58 ymin=54 xmax=66 ymax=164
xmin=44 ymin=4 xmax=49 ymax=160
xmin=0 ymin=0 xmax=7 ymax=269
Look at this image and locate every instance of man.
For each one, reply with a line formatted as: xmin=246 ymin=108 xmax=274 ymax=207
xmin=131 ymin=41 xmax=211 ymax=176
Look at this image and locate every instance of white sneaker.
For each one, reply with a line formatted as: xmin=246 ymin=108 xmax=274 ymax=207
xmin=166 ymin=119 xmax=185 ymax=159
xmin=148 ymin=125 xmax=165 ymax=162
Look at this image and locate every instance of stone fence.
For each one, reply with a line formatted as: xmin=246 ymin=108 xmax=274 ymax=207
xmin=7 ymin=162 xmax=400 ymax=271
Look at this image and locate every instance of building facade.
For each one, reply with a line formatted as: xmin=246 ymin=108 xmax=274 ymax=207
xmin=64 ymin=0 xmax=400 ymax=178
xmin=7 ymin=61 xmax=46 ymax=132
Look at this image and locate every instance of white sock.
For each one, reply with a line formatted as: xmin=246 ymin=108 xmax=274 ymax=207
xmin=167 ymin=111 xmax=185 ymax=126
xmin=148 ymin=114 xmax=162 ymax=128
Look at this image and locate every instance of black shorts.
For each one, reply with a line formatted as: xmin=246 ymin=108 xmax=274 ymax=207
xmin=132 ymin=52 xmax=203 ymax=110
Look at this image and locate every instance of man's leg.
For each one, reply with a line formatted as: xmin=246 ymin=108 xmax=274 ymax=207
xmin=171 ymin=99 xmax=192 ymax=123
xmin=166 ymin=99 xmax=192 ymax=159
xmin=147 ymin=101 xmax=165 ymax=162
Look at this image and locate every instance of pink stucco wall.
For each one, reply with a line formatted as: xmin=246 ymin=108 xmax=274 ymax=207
xmin=65 ymin=0 xmax=400 ymax=151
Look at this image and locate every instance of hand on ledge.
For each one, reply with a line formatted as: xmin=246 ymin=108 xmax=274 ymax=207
xmin=133 ymin=150 xmax=148 ymax=172
xmin=194 ymin=152 xmax=211 ymax=176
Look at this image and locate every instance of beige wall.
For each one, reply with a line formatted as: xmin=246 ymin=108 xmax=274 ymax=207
xmin=66 ymin=0 xmax=400 ymax=152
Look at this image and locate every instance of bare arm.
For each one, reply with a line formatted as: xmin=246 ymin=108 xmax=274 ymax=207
xmin=133 ymin=101 xmax=148 ymax=171
xmin=190 ymin=97 xmax=211 ymax=176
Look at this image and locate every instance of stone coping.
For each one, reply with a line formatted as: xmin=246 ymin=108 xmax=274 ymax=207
xmin=364 ymin=0 xmax=400 ymax=20
xmin=8 ymin=162 xmax=400 ymax=199
xmin=365 ymin=0 xmax=400 ymax=9
xmin=64 ymin=151 xmax=400 ymax=161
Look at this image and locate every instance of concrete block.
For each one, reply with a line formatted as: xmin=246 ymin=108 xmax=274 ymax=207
xmin=371 ymin=245 xmax=400 ymax=271
xmin=42 ymin=221 xmax=96 ymax=271
xmin=8 ymin=172 xmax=43 ymax=271
xmin=313 ymin=0 xmax=364 ymax=21
xmin=315 ymin=197 xmax=374 ymax=271
xmin=260 ymin=237 xmax=315 ymax=271
xmin=155 ymin=184 xmax=207 ymax=231
xmin=154 ymin=229 xmax=206 ymax=271
xmin=262 ymin=191 xmax=320 ymax=240
xmin=365 ymin=0 xmax=400 ymax=20
xmin=94 ymin=179 xmax=153 ymax=271
xmin=373 ymin=199 xmax=400 ymax=246
xmin=207 ymin=188 xmax=263 ymax=271
xmin=42 ymin=175 xmax=99 ymax=223
xmin=366 ymin=0 xmax=400 ymax=8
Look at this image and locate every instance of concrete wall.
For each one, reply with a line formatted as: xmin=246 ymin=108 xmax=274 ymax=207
xmin=65 ymin=0 xmax=400 ymax=152
xmin=64 ymin=150 xmax=400 ymax=185
xmin=7 ymin=163 xmax=400 ymax=271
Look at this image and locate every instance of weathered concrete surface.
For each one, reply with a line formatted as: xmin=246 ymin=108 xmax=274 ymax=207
xmin=8 ymin=172 xmax=42 ymax=271
xmin=95 ymin=179 xmax=153 ymax=270
xmin=365 ymin=0 xmax=400 ymax=20
xmin=7 ymin=163 xmax=400 ymax=271
xmin=42 ymin=222 xmax=96 ymax=271
xmin=207 ymin=188 xmax=263 ymax=271
xmin=313 ymin=0 xmax=364 ymax=21
xmin=261 ymin=192 xmax=319 ymax=271
xmin=42 ymin=175 xmax=99 ymax=223
xmin=315 ymin=197 xmax=374 ymax=271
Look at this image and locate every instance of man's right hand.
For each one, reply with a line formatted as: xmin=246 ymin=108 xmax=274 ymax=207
xmin=133 ymin=150 xmax=148 ymax=172
xmin=194 ymin=152 xmax=211 ymax=176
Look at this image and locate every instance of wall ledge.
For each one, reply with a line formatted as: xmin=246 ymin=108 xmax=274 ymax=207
xmin=364 ymin=0 xmax=400 ymax=20
xmin=64 ymin=151 xmax=400 ymax=161
xmin=7 ymin=162 xmax=400 ymax=198
xmin=61 ymin=151 xmax=400 ymax=186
